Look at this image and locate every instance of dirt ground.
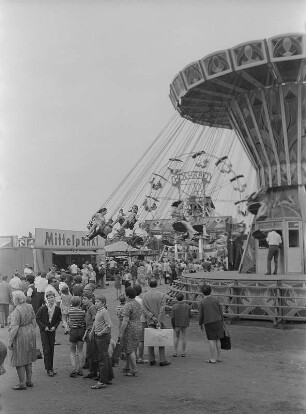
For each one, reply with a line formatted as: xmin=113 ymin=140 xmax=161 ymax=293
xmin=0 ymin=283 xmax=306 ymax=414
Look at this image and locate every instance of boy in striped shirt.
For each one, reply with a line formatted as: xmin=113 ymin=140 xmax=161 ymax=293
xmin=68 ymin=296 xmax=86 ymax=377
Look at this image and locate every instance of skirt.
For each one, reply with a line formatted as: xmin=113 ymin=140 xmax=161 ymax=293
xmin=204 ymin=320 xmax=224 ymax=341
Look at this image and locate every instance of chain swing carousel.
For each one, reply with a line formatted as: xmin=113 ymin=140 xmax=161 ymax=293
xmin=168 ymin=33 xmax=306 ymax=324
xmin=143 ymin=149 xmax=249 ymax=265
xmin=85 ymin=116 xmax=253 ymax=264
xmin=85 ymin=33 xmax=306 ymax=324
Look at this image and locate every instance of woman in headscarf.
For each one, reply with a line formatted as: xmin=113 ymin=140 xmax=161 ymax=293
xmin=8 ymin=291 xmax=37 ymax=390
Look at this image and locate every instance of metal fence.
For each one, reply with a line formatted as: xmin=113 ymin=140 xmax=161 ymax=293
xmin=168 ymin=276 xmax=306 ymax=325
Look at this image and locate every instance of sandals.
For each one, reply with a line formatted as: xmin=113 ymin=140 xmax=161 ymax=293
xmin=206 ymin=359 xmax=216 ymax=364
xmin=124 ymin=371 xmax=138 ymax=377
xmin=91 ymin=382 xmax=107 ymax=389
xmin=26 ymin=381 xmax=33 ymax=387
xmin=181 ymin=353 xmax=186 ymax=357
xmin=172 ymin=353 xmax=178 ymax=357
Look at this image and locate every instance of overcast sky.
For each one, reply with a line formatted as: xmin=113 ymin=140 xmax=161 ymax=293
xmin=0 ymin=0 xmax=305 ymax=237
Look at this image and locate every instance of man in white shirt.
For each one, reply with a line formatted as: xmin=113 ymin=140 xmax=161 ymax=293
xmin=32 ymin=271 xmax=49 ymax=311
xmin=24 ymin=264 xmax=33 ymax=277
xmin=35 ymin=272 xmax=48 ymax=292
xmin=9 ymin=271 xmax=22 ymax=291
xmin=265 ymin=230 xmax=282 ymax=275
xmin=70 ymin=262 xmax=78 ymax=276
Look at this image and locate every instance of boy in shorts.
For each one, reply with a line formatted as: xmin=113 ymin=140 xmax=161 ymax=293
xmin=68 ymin=296 xmax=86 ymax=377
xmin=171 ymin=292 xmax=193 ymax=357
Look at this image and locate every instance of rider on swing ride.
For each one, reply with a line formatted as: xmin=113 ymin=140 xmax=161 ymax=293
xmin=171 ymin=200 xmax=200 ymax=241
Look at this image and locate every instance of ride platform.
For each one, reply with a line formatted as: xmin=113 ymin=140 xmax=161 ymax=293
xmin=168 ymin=271 xmax=306 ymax=324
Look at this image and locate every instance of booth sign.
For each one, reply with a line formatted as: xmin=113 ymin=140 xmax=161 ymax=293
xmin=35 ymin=228 xmax=105 ymax=250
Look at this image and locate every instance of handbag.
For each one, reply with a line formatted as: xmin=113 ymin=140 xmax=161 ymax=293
xmin=144 ymin=327 xmax=173 ymax=347
xmin=111 ymin=339 xmax=123 ymax=365
xmin=220 ymin=325 xmax=231 ymax=350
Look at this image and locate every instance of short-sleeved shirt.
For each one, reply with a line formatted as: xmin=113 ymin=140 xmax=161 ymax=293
xmin=93 ymin=307 xmax=112 ymax=335
xmin=266 ymin=231 xmax=282 ymax=246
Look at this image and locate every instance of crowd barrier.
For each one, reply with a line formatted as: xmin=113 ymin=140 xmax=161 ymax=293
xmin=168 ymin=274 xmax=306 ymax=325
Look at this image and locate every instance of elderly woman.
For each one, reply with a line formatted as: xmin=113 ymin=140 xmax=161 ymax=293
xmin=0 ymin=340 xmax=7 ymax=375
xmin=119 ymin=286 xmax=142 ymax=376
xmin=198 ymin=283 xmax=224 ymax=364
xmin=8 ymin=291 xmax=37 ymax=390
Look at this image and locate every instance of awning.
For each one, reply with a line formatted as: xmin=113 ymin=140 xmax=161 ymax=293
xmin=52 ymin=250 xmax=98 ymax=256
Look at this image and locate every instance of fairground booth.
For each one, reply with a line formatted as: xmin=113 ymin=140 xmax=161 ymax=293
xmin=0 ymin=228 xmax=105 ymax=275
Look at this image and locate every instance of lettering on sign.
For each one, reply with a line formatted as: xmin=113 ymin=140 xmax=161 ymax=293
xmin=44 ymin=232 xmax=97 ymax=248
xmin=35 ymin=228 xmax=104 ymax=250
xmin=256 ymin=221 xmax=282 ymax=231
xmin=171 ymin=171 xmax=211 ymax=186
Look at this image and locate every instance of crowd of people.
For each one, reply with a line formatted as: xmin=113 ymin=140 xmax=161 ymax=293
xmin=0 ymin=258 xmax=227 ymax=391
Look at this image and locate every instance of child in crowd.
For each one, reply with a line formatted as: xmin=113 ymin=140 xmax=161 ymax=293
xmin=134 ymin=284 xmax=148 ymax=364
xmin=60 ymin=286 xmax=72 ymax=334
xmin=116 ymin=293 xmax=126 ymax=332
xmin=90 ymin=295 xmax=114 ymax=389
xmin=36 ymin=291 xmax=62 ymax=377
xmin=68 ymin=296 xmax=86 ymax=377
xmin=71 ymin=275 xmax=84 ymax=297
xmin=82 ymin=292 xmax=98 ymax=379
xmin=114 ymin=269 xmax=121 ymax=300
xmin=84 ymin=281 xmax=96 ymax=298
xmin=122 ymin=270 xmax=132 ymax=288
xmin=59 ymin=274 xmax=69 ymax=292
xmin=171 ymin=292 xmax=193 ymax=357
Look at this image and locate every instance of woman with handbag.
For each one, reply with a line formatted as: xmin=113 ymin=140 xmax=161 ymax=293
xmin=8 ymin=291 xmax=37 ymax=389
xmin=118 ymin=286 xmax=142 ymax=376
xmin=198 ymin=283 xmax=224 ymax=364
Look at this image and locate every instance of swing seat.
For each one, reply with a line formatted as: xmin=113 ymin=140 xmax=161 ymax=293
xmin=252 ymin=229 xmax=266 ymax=240
xmin=192 ymin=224 xmax=203 ymax=233
xmin=248 ymin=202 xmax=261 ymax=215
xmin=162 ymin=237 xmax=175 ymax=246
xmin=172 ymin=221 xmax=187 ymax=233
xmin=127 ymin=236 xmax=143 ymax=248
